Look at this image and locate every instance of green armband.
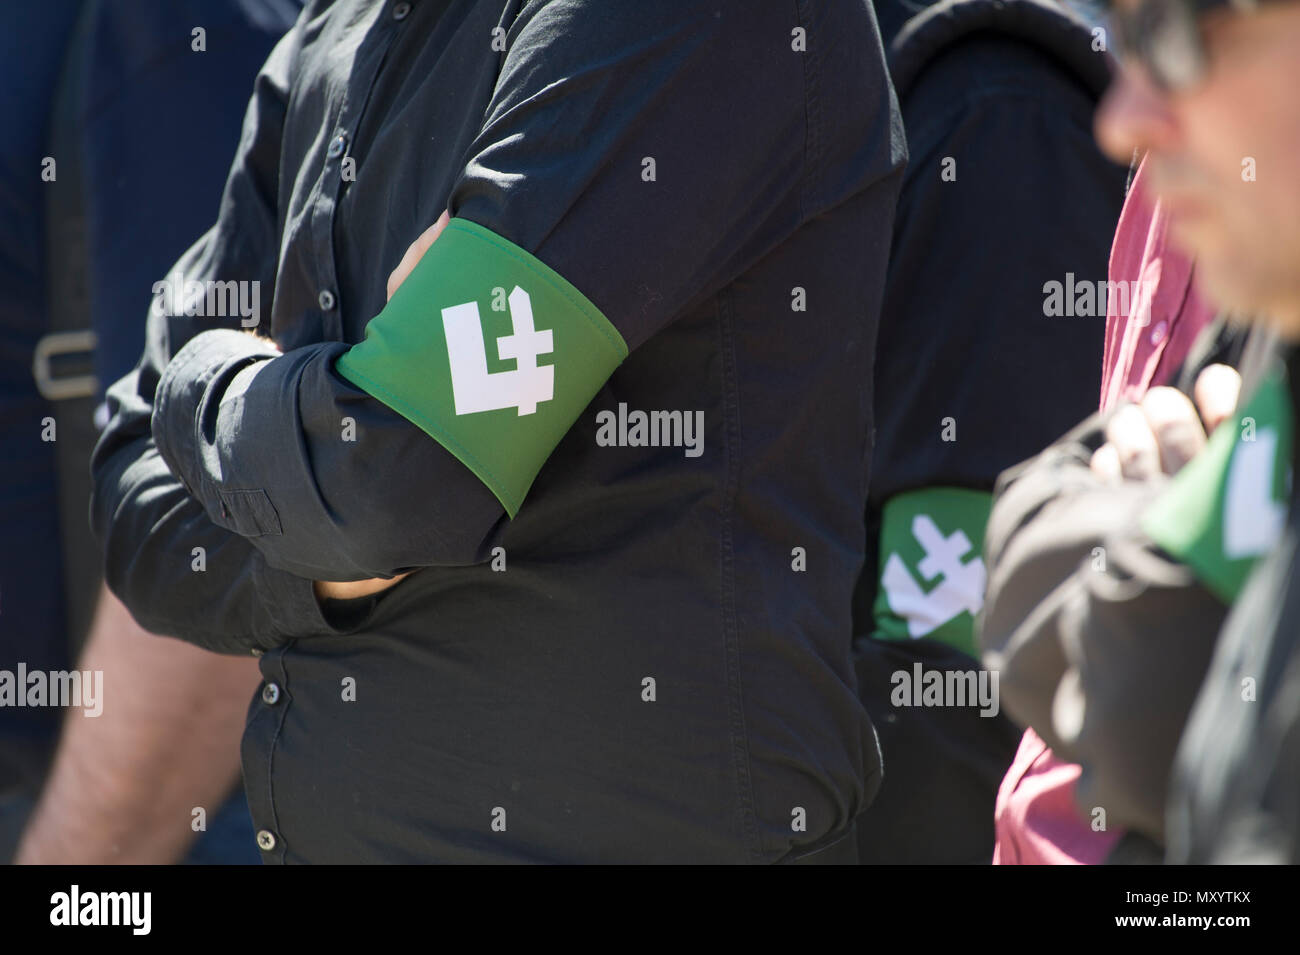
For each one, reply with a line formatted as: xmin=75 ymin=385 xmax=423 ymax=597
xmin=871 ymin=487 xmax=992 ymax=659
xmin=1142 ymin=368 xmax=1291 ymax=604
xmin=336 ymin=218 xmax=628 ymax=517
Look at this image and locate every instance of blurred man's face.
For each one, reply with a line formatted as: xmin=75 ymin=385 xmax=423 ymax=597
xmin=1096 ymin=0 xmax=1300 ymax=337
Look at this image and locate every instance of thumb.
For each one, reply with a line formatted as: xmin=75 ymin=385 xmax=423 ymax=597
xmin=1193 ymin=363 xmax=1242 ymax=434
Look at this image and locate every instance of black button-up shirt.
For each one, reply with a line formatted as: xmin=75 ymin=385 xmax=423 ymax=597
xmin=92 ymin=0 xmax=905 ymax=862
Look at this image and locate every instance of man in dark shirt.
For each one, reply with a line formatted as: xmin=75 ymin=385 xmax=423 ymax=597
xmin=93 ymin=0 xmax=905 ymax=862
xmin=852 ymin=0 xmax=1127 ymax=862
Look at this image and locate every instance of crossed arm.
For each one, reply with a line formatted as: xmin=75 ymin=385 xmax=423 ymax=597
xmin=94 ymin=2 xmax=868 ymax=651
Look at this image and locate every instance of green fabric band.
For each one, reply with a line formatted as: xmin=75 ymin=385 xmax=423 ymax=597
xmin=1142 ymin=368 xmax=1291 ymax=604
xmin=871 ymin=486 xmax=992 ymax=659
xmin=335 ymin=218 xmax=628 ymax=517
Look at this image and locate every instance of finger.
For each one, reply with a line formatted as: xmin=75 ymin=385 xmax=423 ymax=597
xmin=1104 ymin=402 xmax=1162 ymax=481
xmin=1090 ymin=443 xmax=1123 ymax=483
xmin=386 ymin=209 xmax=451 ymax=300
xmin=1140 ymin=386 xmax=1206 ymax=475
xmin=1193 ymin=363 xmax=1242 ymax=433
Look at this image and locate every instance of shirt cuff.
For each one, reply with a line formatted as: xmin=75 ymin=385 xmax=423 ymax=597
xmin=252 ymin=555 xmax=379 ymax=640
xmin=152 ymin=328 xmax=280 ymax=508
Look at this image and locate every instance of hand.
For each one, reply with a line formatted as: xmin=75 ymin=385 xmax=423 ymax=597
xmin=1090 ymin=364 xmax=1241 ymax=482
xmin=386 ymin=209 xmax=451 ymax=301
xmin=313 ymin=573 xmax=412 ymax=602
xmin=246 ymin=329 xmax=282 ymax=352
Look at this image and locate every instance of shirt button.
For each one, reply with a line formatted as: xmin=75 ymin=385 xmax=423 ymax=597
xmin=318 ymin=289 xmax=337 ymax=311
xmin=327 ymin=134 xmax=347 ymax=159
xmin=256 ymin=829 xmax=277 ymax=852
xmin=393 ymin=2 xmax=412 ymax=20
xmin=261 ymin=682 xmax=281 ymax=705
xmin=1149 ymin=319 xmax=1168 ymax=346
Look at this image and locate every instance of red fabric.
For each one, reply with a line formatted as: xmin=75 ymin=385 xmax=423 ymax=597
xmin=994 ymin=159 xmax=1217 ymax=865
xmin=993 ymin=728 xmax=1122 ymax=864
xmin=1099 ymin=161 xmax=1216 ymax=411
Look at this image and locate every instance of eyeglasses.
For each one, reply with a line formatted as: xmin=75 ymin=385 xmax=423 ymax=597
xmin=1105 ymin=0 xmax=1278 ymax=92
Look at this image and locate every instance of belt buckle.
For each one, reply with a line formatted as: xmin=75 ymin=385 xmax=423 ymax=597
xmin=32 ymin=329 xmax=98 ymax=400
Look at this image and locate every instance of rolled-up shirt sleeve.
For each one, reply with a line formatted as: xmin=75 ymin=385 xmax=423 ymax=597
xmin=150 ymin=0 xmax=850 ymax=580
xmin=90 ymin=23 xmax=348 ymax=654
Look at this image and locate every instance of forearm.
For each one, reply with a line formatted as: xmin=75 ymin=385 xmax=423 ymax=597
xmin=93 ymin=395 xmax=337 ymax=654
xmin=15 ymin=586 xmax=260 ymax=864
xmin=152 ymin=330 xmax=506 ymax=580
